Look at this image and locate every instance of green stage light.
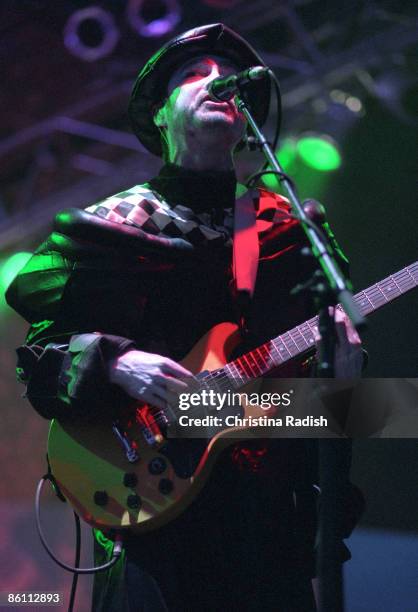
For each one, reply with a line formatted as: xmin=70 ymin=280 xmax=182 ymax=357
xmin=261 ymin=139 xmax=297 ymax=190
xmin=0 ymin=252 xmax=32 ymax=295
xmin=296 ymin=135 xmax=341 ymax=171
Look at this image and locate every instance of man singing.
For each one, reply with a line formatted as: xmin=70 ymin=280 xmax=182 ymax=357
xmin=7 ymin=23 xmax=363 ymax=611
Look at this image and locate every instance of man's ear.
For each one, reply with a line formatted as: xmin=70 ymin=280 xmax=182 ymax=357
xmin=153 ymin=103 xmax=167 ymax=129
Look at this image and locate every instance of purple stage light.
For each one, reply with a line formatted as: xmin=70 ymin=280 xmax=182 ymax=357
xmin=63 ymin=6 xmax=119 ymax=62
xmin=126 ymin=0 xmax=181 ymax=39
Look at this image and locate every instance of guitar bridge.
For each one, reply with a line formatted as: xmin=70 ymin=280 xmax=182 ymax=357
xmin=135 ymin=405 xmax=165 ymax=448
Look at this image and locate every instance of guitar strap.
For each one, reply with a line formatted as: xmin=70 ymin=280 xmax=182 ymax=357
xmin=233 ymin=189 xmax=259 ymax=330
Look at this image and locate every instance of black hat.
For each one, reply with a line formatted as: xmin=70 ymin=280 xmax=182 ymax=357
xmin=128 ymin=23 xmax=274 ymax=157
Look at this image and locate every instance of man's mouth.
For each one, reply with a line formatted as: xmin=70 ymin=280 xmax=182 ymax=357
xmin=201 ymin=98 xmax=232 ymax=110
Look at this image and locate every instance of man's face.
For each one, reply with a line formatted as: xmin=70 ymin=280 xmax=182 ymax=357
xmin=154 ymin=54 xmax=247 ymax=153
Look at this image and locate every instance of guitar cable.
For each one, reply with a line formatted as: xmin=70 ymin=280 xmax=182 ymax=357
xmin=35 ymin=466 xmax=124 ymax=612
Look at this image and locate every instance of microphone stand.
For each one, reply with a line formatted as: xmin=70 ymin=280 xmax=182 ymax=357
xmin=235 ymin=90 xmax=366 ymax=612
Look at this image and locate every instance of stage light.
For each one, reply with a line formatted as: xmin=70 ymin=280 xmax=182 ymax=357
xmin=277 ymin=138 xmax=298 ymax=170
xmin=296 ymin=135 xmax=341 ymax=172
xmin=64 ymin=6 xmax=119 ymax=62
xmin=0 ymin=252 xmax=32 ymax=306
xmin=261 ymin=139 xmax=297 ymax=190
xmin=126 ymin=0 xmax=181 ymax=38
xmin=345 ymin=96 xmax=363 ymax=113
xmin=330 ymin=90 xmax=363 ymax=115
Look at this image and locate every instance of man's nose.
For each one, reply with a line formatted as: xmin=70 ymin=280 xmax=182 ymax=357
xmin=204 ymin=66 xmax=222 ymax=85
xmin=203 ymin=65 xmax=231 ymax=94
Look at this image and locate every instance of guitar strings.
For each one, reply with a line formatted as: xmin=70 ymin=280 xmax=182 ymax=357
xmin=134 ymin=263 xmax=418 ymax=436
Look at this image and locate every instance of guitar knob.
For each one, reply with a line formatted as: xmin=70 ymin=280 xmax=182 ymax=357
xmin=123 ymin=472 xmax=138 ymax=488
xmin=148 ymin=457 xmax=167 ymax=475
xmin=127 ymin=494 xmax=142 ymax=509
xmin=158 ymin=478 xmax=173 ymax=495
xmin=94 ymin=490 xmax=108 ymax=506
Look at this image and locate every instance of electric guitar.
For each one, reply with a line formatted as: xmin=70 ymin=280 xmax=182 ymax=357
xmin=47 ymin=262 xmax=418 ymax=532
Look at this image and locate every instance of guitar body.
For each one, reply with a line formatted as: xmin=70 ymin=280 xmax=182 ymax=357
xmin=47 ymin=260 xmax=418 ymax=532
xmin=48 ymin=322 xmax=274 ymax=533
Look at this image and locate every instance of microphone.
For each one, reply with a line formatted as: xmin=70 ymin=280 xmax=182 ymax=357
xmin=208 ymin=66 xmax=269 ymax=102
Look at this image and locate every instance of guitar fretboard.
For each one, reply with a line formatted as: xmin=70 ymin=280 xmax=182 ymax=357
xmin=203 ymin=261 xmax=418 ymax=390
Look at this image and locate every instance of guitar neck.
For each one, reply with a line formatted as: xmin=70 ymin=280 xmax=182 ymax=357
xmin=218 ymin=261 xmax=418 ymax=389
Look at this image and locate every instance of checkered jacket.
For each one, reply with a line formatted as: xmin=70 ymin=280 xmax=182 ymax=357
xmin=84 ymin=182 xmax=295 ymax=253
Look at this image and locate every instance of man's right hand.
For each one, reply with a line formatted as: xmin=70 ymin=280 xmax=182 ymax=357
xmin=108 ymin=349 xmax=194 ymax=410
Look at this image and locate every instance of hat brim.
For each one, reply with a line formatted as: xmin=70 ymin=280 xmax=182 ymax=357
xmin=128 ymin=23 xmax=276 ymax=157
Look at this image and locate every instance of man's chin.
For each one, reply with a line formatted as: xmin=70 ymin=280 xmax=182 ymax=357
xmin=196 ymin=109 xmax=242 ymax=130
xmin=190 ymin=111 xmax=245 ymax=145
